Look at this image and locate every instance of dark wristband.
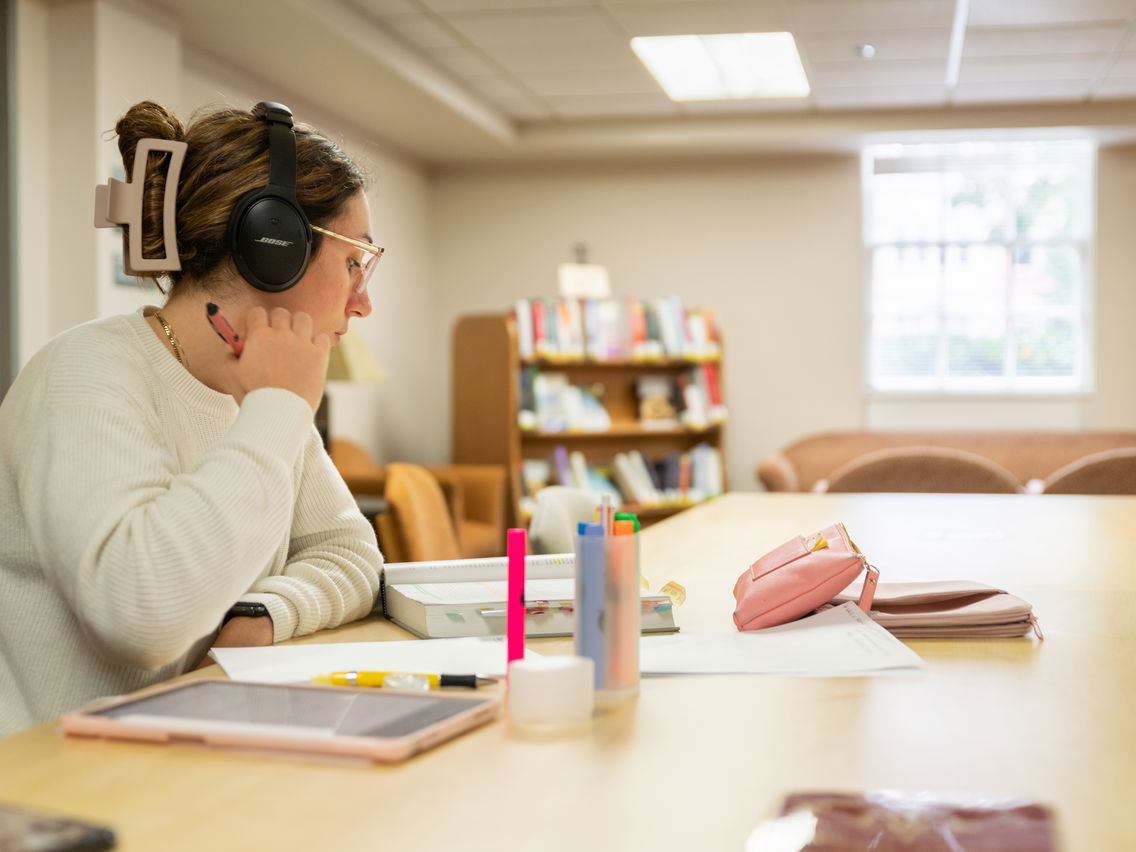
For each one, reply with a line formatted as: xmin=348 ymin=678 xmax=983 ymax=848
xmin=222 ymin=602 xmax=271 ymax=625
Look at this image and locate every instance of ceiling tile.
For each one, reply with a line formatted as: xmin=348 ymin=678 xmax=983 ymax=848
xmin=422 ymin=0 xmax=585 ymax=11
xmin=442 ymin=7 xmax=618 ymax=45
xmin=464 ymin=74 xmax=555 ymax=118
xmin=602 ymin=0 xmax=787 ymax=37
xmin=489 ymin=39 xmax=644 ymax=74
xmin=811 ymin=84 xmax=947 ymax=109
xmin=382 ymin=12 xmax=462 ymax=48
xmin=678 ymin=96 xmax=813 ymax=114
xmin=967 ymin=0 xmax=1134 ymax=28
xmin=963 ymin=24 xmax=1128 ymax=57
xmin=347 ymin=0 xmax=421 ymax=16
xmin=522 ymin=67 xmax=662 ymax=97
xmin=544 ymin=91 xmax=678 ymax=118
xmin=809 ymin=60 xmax=947 ymax=88
xmin=1092 ymin=76 xmax=1136 ymax=98
xmin=796 ymin=28 xmax=951 ymax=64
xmin=462 ymin=73 xmax=537 ymax=101
xmin=1105 ymin=51 xmax=1136 ymax=76
xmin=788 ymin=0 xmax=955 ymax=33
xmin=951 ymin=79 xmax=1090 ymax=104
xmin=958 ymin=55 xmax=1109 ymax=83
xmin=426 ymin=44 xmax=502 ymax=77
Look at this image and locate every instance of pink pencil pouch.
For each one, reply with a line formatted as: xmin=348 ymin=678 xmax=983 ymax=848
xmin=822 ymin=580 xmax=1042 ymax=639
xmin=732 ymin=522 xmax=879 ymax=631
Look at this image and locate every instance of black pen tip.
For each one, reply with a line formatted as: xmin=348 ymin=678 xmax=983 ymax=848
xmin=206 ymin=302 xmax=218 ymax=315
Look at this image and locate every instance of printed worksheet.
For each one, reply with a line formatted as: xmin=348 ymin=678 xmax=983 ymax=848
xmin=638 ymin=602 xmax=924 ymax=676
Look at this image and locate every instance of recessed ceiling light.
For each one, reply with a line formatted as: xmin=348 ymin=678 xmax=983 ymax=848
xmin=630 ymin=32 xmax=810 ymax=101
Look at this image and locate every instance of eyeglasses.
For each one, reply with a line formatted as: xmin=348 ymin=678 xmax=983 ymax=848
xmin=311 ymin=224 xmax=385 ymax=294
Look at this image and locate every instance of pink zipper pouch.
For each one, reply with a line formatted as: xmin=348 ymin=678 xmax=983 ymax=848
xmin=732 ymin=522 xmax=879 ymax=631
xmin=822 ymin=580 xmax=1042 ymax=639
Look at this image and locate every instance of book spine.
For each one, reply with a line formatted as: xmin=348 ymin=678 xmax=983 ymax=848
xmin=531 ymin=299 xmax=548 ymax=358
xmin=568 ymin=449 xmax=590 ymax=490
xmin=514 ymin=298 xmax=533 ymax=360
xmin=554 ymin=444 xmax=572 ymax=485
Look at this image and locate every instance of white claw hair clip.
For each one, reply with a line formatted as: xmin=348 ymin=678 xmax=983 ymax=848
xmin=94 ymin=138 xmax=187 ymax=274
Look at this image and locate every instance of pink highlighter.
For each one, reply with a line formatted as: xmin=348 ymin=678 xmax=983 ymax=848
xmin=205 ymin=302 xmax=244 ymax=356
xmin=507 ymin=528 xmax=527 ymax=669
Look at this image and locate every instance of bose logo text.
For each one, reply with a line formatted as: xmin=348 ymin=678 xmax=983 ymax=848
xmin=255 ymin=237 xmax=294 ymax=247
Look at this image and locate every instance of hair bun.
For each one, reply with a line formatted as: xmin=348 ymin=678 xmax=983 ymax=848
xmin=115 ymin=101 xmax=185 ymax=172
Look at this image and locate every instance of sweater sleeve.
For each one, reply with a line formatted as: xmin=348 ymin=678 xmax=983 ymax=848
xmin=22 ymin=384 xmax=314 ymax=670
xmin=237 ymin=429 xmax=383 ymax=643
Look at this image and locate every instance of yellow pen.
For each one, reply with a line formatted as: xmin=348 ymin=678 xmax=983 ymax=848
xmin=311 ymin=671 xmax=497 ymax=690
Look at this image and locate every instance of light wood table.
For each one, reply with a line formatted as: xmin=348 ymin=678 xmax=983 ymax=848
xmin=1 ymin=493 xmax=1132 ymax=850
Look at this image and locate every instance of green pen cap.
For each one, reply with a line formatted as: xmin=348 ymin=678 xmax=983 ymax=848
xmin=614 ymin=512 xmax=640 ymax=532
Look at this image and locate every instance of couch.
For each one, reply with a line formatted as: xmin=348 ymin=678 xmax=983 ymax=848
xmin=757 ymin=431 xmax=1136 ymax=494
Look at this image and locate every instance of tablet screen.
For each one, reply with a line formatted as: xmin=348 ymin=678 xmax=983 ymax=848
xmin=86 ymin=680 xmax=493 ymax=740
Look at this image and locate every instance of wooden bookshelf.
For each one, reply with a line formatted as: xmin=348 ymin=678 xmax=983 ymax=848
xmin=451 ymin=313 xmax=726 ymax=528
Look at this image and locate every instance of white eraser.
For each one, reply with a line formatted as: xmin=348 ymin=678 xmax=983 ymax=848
xmin=507 ymin=656 xmax=594 ymax=729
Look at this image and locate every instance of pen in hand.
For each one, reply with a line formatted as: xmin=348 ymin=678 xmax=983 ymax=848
xmin=312 ymin=671 xmax=498 ymax=690
xmin=205 ymin=302 xmax=244 ymax=355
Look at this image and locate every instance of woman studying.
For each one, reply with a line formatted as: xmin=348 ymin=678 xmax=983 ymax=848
xmin=0 ymin=100 xmax=384 ymax=734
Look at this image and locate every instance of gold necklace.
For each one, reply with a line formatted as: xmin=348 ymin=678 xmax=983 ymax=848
xmin=154 ymin=311 xmax=185 ymax=365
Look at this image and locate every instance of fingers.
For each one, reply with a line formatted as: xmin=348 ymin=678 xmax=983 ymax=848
xmin=247 ymin=308 xmax=319 ymax=342
xmin=245 ymin=306 xmax=269 ymax=334
xmin=313 ymin=332 xmax=331 ymax=356
xmin=291 ymin=311 xmax=314 ymax=339
xmin=269 ymin=306 xmax=291 ymax=329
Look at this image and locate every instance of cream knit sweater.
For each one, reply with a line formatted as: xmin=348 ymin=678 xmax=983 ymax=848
xmin=0 ymin=309 xmax=382 ymax=734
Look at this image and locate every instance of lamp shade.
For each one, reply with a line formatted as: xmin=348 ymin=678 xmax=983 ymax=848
xmin=326 ymin=329 xmax=385 ymax=382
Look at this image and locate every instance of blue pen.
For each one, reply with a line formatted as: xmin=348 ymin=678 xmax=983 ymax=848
xmin=574 ymin=521 xmax=606 ymax=690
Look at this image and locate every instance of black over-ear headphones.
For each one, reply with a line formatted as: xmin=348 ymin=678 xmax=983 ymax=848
xmin=226 ymin=102 xmax=311 ymax=292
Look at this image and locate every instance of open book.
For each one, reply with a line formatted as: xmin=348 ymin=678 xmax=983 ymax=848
xmin=380 ymin=553 xmax=678 ymax=640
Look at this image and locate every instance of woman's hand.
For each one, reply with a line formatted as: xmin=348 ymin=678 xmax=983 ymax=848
xmin=233 ymin=307 xmax=330 ymax=411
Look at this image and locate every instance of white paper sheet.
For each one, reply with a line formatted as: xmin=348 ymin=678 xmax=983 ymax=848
xmin=638 ymin=602 xmax=924 ymax=676
xmin=211 ymin=636 xmax=526 ymax=682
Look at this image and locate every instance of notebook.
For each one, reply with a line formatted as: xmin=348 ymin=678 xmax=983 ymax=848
xmin=380 ymin=553 xmax=678 ymax=639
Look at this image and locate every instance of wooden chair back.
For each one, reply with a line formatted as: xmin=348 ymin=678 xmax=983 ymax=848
xmin=1043 ymin=448 xmax=1136 ymax=495
xmin=821 ymin=446 xmax=1021 ymax=494
xmin=383 ymin=462 xmax=463 ymax=562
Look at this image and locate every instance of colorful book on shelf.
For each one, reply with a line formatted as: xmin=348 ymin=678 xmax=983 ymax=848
xmin=626 ymin=298 xmax=652 ymax=359
xmin=629 ymin=450 xmax=663 ymax=497
xmin=380 ymin=554 xmax=678 ymax=639
xmin=689 ymin=443 xmax=725 ymax=500
xmin=636 ymin=373 xmax=680 ymax=428
xmin=677 ymin=371 xmax=709 ymax=428
xmin=568 ymin=450 xmax=591 ymax=490
xmin=700 ymin=362 xmax=727 ymax=423
xmin=517 ymin=365 xmax=537 ymax=430
xmin=521 ymin=297 xmax=720 ymax=363
xmin=613 ymin=451 xmax=661 ymax=505
xmin=553 ymin=444 xmax=572 ymax=486
xmin=514 ymin=299 xmax=534 ymax=360
xmin=529 ymin=299 xmax=548 ymax=358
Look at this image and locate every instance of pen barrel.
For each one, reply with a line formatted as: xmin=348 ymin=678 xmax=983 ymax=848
xmin=574 ymin=525 xmax=639 ymax=703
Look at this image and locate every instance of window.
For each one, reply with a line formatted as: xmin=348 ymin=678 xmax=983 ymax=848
xmin=863 ymin=139 xmax=1094 ymax=393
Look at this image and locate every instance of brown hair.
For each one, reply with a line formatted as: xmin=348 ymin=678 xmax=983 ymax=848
xmin=114 ymin=100 xmax=368 ymax=291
